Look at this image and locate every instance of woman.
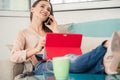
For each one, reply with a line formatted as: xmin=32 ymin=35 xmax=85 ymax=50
xmin=10 ymin=0 xmax=59 ymax=76
xmin=10 ymin=0 xmax=120 ymax=77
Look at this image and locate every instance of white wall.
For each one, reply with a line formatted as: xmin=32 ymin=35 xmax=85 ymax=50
xmin=0 ymin=17 xmax=30 ymax=60
xmin=53 ymin=0 xmax=120 ymax=24
xmin=0 ymin=0 xmax=120 ymax=60
xmin=54 ymin=8 xmax=120 ymax=24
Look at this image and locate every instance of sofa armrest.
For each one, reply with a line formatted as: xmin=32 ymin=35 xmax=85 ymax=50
xmin=0 ymin=59 xmax=24 ymax=80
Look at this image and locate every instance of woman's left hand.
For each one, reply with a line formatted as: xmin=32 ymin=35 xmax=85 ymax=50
xmin=45 ymin=15 xmax=59 ymax=33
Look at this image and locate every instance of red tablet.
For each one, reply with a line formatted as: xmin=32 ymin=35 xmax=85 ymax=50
xmin=45 ymin=33 xmax=83 ymax=60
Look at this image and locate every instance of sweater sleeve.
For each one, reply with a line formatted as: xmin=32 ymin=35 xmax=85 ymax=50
xmin=10 ymin=31 xmax=27 ymax=63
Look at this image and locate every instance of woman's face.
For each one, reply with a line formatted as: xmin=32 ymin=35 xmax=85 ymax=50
xmin=31 ymin=1 xmax=51 ymax=22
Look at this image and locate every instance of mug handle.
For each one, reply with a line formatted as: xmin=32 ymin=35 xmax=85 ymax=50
xmin=46 ymin=59 xmax=53 ymax=73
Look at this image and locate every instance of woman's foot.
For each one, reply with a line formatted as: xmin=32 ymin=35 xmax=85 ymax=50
xmin=104 ymin=31 xmax=120 ymax=74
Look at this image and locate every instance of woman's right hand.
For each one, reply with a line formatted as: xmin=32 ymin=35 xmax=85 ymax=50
xmin=35 ymin=37 xmax=46 ymax=53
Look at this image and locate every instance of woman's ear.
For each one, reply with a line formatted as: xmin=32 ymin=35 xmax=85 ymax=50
xmin=31 ymin=7 xmax=34 ymax=13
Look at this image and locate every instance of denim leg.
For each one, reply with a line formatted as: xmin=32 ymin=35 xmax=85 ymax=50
xmin=33 ymin=61 xmax=53 ymax=75
xmin=70 ymin=45 xmax=107 ymax=73
xmin=86 ymin=58 xmax=105 ymax=74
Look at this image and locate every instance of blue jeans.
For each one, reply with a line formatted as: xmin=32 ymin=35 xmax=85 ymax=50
xmin=70 ymin=45 xmax=107 ymax=74
xmin=33 ymin=45 xmax=107 ymax=75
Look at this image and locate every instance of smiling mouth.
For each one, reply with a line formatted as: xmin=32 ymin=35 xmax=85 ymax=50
xmin=40 ymin=11 xmax=48 ymax=16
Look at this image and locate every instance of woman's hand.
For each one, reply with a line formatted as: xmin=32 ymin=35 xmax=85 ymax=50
xmin=36 ymin=37 xmax=46 ymax=52
xmin=45 ymin=15 xmax=59 ymax=33
xmin=26 ymin=37 xmax=46 ymax=60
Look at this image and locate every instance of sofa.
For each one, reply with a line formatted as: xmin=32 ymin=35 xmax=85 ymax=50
xmin=0 ymin=18 xmax=120 ymax=80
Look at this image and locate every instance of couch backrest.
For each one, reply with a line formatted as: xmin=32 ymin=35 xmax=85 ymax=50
xmin=68 ymin=18 xmax=120 ymax=37
xmin=58 ymin=18 xmax=120 ymax=53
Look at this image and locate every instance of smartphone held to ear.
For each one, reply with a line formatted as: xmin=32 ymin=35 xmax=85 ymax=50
xmin=46 ymin=18 xmax=51 ymax=25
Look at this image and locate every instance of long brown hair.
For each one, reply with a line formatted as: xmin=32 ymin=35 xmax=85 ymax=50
xmin=30 ymin=0 xmax=53 ymax=32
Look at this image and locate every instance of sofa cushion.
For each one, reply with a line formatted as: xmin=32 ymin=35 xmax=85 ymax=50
xmin=0 ymin=59 xmax=15 ymax=80
xmin=58 ymin=24 xmax=71 ymax=33
xmin=6 ymin=44 xmax=13 ymax=51
xmin=68 ymin=19 xmax=120 ymax=37
xmin=81 ymin=37 xmax=109 ymax=53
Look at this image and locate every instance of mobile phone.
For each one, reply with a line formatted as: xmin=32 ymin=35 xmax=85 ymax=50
xmin=46 ymin=17 xmax=51 ymax=25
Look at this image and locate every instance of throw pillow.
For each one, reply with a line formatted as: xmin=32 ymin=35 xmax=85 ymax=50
xmin=58 ymin=23 xmax=72 ymax=33
xmin=6 ymin=44 xmax=13 ymax=51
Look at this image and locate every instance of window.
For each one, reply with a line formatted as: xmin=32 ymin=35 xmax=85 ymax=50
xmin=50 ymin=0 xmax=63 ymax=4
xmin=0 ymin=0 xmax=110 ymax=11
xmin=0 ymin=0 xmax=9 ymax=10
xmin=51 ymin=0 xmax=110 ymax=4
xmin=0 ymin=0 xmax=30 ymax=11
